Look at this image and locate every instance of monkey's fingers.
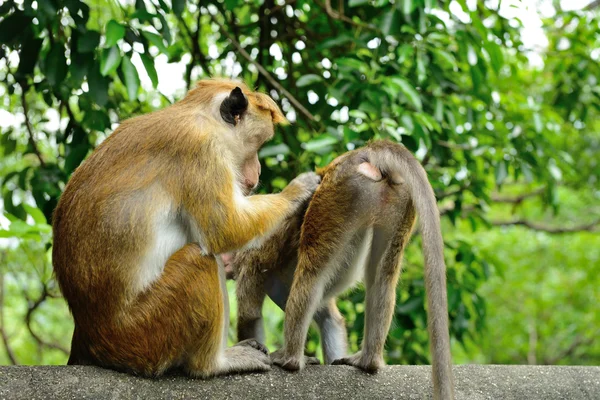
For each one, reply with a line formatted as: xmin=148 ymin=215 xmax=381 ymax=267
xmin=332 ymin=355 xmax=382 ymax=373
xmin=235 ymin=339 xmax=269 ymax=355
xmin=286 ymin=172 xmax=322 ymax=203
xmin=270 ymin=349 xmax=301 ymax=371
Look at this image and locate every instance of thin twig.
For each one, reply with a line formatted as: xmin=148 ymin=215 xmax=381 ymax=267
xmin=209 ymin=12 xmax=317 ymax=123
xmin=320 ymin=0 xmax=380 ymax=32
xmin=20 ymin=86 xmax=46 ymax=167
xmin=0 ymin=266 xmax=19 ymax=364
xmin=491 ymin=218 xmax=599 ymax=234
xmin=585 ymin=0 xmax=600 ymax=10
xmin=437 ymin=140 xmax=474 ymax=150
xmin=25 ymin=286 xmax=69 ymax=355
xmin=490 ymin=187 xmax=546 ymax=204
xmin=544 ymin=331 xmax=600 ymax=364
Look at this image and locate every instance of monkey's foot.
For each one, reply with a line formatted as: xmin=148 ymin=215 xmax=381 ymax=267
xmin=235 ymin=338 xmax=269 ymax=355
xmin=332 ymin=351 xmax=384 ymax=373
xmin=271 ymin=349 xmax=320 ymax=371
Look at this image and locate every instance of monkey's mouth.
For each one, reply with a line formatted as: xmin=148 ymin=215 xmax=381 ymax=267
xmin=241 ymin=182 xmax=259 ymax=196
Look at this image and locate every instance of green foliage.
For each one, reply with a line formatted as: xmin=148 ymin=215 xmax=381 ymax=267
xmin=0 ymin=0 xmax=599 ymax=366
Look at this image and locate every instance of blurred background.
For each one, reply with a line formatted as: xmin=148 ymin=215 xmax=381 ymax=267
xmin=0 ymin=0 xmax=599 ymax=367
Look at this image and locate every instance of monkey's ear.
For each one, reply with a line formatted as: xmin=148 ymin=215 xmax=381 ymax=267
xmin=220 ymin=87 xmax=248 ymax=126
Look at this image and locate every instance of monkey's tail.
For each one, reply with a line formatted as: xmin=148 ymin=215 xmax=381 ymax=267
xmin=367 ymin=141 xmax=455 ymax=400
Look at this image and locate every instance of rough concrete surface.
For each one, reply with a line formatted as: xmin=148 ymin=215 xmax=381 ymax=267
xmin=0 ymin=365 xmax=599 ymax=399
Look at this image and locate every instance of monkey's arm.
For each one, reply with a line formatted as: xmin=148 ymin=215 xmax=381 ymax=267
xmin=187 ymin=172 xmax=319 ymax=255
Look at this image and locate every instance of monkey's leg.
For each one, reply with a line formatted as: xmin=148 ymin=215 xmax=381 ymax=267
xmin=272 ymin=267 xmax=326 ymax=371
xmin=236 ymin=268 xmax=267 ymax=343
xmin=82 ymin=244 xmax=269 ymax=377
xmin=333 ymin=228 xmax=405 ymax=372
xmin=314 ymin=298 xmax=348 ymax=364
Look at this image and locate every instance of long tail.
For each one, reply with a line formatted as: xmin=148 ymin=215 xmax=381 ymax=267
xmin=368 ymin=140 xmax=455 ymax=400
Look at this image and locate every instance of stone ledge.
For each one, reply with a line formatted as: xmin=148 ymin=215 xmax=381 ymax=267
xmin=1 ymin=365 xmax=599 ymax=399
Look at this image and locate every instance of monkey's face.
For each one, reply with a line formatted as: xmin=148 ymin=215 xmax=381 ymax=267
xmin=218 ymin=85 xmax=283 ymax=195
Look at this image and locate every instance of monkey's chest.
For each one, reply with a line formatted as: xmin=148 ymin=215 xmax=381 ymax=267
xmin=323 ymin=227 xmax=373 ymax=299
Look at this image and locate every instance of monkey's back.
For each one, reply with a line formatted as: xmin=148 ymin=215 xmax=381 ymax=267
xmin=51 ymin=107 xmax=200 ymax=314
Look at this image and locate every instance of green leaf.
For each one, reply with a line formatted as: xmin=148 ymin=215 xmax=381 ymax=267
xmin=336 ymin=57 xmax=366 ymax=72
xmin=87 ymin=65 xmax=109 ymax=107
xmin=382 ymin=9 xmax=401 ymax=36
xmin=390 ymin=78 xmax=422 ymax=111
xmin=348 ymin=0 xmax=369 ymax=7
xmin=131 ymin=9 xmax=156 ymax=22
xmin=483 ymin=41 xmax=503 ymax=75
xmin=64 ymin=144 xmax=90 ymax=174
xmin=16 ymin=36 xmax=43 ymax=79
xmin=396 ymin=297 xmax=423 ymax=314
xmin=400 ymin=0 xmax=417 ymax=14
xmin=45 ymin=44 xmax=67 ymax=86
xmin=172 ymin=0 xmax=185 ymax=16
xmin=142 ymin=31 xmax=169 ymax=54
xmin=533 ymin=113 xmax=543 ymax=133
xmin=3 ymin=192 xmax=27 ymax=221
xmin=121 ymin=54 xmax=140 ymax=100
xmin=259 ymin=143 xmax=290 ymax=158
xmin=303 ymin=135 xmax=340 ymax=152
xmin=100 ymin=46 xmax=122 ymax=76
xmin=140 ymin=53 xmax=158 ymax=88
xmin=105 ymin=20 xmax=126 ymax=48
xmin=495 ymin=160 xmax=508 ymax=186
xmin=77 ymin=30 xmax=100 ymax=53
xmin=65 ymin=0 xmax=90 ymax=27
xmin=69 ymin=52 xmax=92 ymax=84
xmin=296 ymin=74 xmax=323 ymax=87
xmin=431 ymin=49 xmax=458 ymax=71
xmin=0 ymin=12 xmax=32 ymax=44
xmin=37 ymin=0 xmax=57 ymax=16
xmin=22 ymin=204 xmax=47 ymax=224
xmin=157 ymin=12 xmax=172 ymax=44
xmin=82 ymin=110 xmax=110 ymax=131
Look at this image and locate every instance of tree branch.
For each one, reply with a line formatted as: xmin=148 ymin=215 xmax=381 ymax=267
xmin=20 ymin=85 xmax=46 ymax=167
xmin=318 ymin=0 xmax=381 ymax=32
xmin=209 ymin=12 xmax=317 ymax=123
xmin=585 ymin=0 xmax=600 ymax=10
xmin=24 ymin=286 xmax=69 ymax=355
xmin=0 ymin=267 xmax=19 ymax=365
xmin=437 ymin=140 xmax=474 ymax=150
xmin=490 ymin=187 xmax=546 ymax=204
xmin=544 ymin=331 xmax=600 ymax=365
xmin=177 ymin=10 xmax=211 ymax=89
xmin=491 ymin=218 xmax=600 ymax=234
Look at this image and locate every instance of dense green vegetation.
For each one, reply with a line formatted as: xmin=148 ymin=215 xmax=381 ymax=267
xmin=0 ymin=0 xmax=598 ymax=367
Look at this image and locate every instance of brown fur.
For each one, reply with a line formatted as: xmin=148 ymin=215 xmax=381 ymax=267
xmin=52 ymin=78 xmax=319 ymax=377
xmin=233 ymin=140 xmax=454 ymax=399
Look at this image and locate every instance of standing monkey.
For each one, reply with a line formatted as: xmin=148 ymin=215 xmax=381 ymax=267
xmin=233 ymin=140 xmax=454 ymax=400
xmin=52 ymin=79 xmax=320 ymax=377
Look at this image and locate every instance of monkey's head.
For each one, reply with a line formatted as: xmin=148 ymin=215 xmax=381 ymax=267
xmin=186 ymin=79 xmax=288 ymax=195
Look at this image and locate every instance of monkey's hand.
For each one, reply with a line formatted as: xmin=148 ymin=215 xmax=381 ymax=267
xmin=332 ymin=351 xmax=384 ymax=373
xmin=283 ymin=172 xmax=321 ymax=205
xmin=270 ymin=348 xmax=320 ymax=371
xmin=235 ymin=338 xmax=269 ymax=356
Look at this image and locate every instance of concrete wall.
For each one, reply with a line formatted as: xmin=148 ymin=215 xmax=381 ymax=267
xmin=1 ymin=365 xmax=599 ymax=399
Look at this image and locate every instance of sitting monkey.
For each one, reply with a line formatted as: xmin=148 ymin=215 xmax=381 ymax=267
xmin=233 ymin=140 xmax=454 ymax=400
xmin=52 ymin=79 xmax=319 ymax=377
